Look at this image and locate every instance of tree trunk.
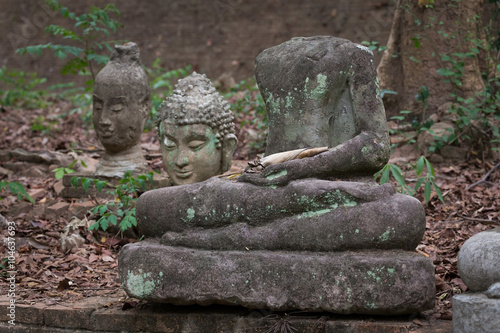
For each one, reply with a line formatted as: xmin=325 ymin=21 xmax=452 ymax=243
xmin=378 ymin=0 xmax=485 ymax=119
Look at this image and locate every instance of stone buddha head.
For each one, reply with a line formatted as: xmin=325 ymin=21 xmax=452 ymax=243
xmin=157 ymin=72 xmax=237 ymax=186
xmin=93 ymin=42 xmax=151 ymax=176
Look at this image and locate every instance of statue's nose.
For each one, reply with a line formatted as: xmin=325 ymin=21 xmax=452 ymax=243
xmin=99 ymin=111 xmax=112 ymax=127
xmin=175 ymin=149 xmax=189 ymax=167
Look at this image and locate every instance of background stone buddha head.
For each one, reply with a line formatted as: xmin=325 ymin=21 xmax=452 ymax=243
xmin=157 ymin=72 xmax=237 ymax=186
xmin=93 ymin=42 xmax=151 ymax=154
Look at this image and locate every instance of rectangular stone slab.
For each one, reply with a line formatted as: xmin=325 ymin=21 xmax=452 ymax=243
xmin=118 ymin=241 xmax=435 ymax=315
xmin=453 ymin=293 xmax=500 ymax=333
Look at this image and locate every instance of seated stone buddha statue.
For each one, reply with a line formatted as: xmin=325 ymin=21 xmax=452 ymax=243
xmin=156 ymin=72 xmax=237 ymax=186
xmin=93 ymin=42 xmax=150 ymax=177
xmin=134 ymin=36 xmax=416 ymax=246
xmin=119 ymin=36 xmax=434 ymax=315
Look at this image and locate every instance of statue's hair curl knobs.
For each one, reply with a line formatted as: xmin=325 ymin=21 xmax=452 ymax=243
xmin=157 ymin=72 xmax=235 ymax=144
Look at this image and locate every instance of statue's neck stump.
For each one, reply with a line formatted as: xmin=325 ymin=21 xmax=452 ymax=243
xmin=96 ymin=144 xmax=147 ymax=178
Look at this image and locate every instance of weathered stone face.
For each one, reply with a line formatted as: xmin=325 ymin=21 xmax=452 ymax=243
xmin=93 ymin=83 xmax=146 ymax=153
xmin=157 ymin=72 xmax=237 ymax=185
xmin=160 ymin=122 xmax=222 ymax=186
xmin=92 ymin=42 xmax=150 ymax=177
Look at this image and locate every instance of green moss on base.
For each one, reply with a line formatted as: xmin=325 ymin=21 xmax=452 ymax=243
xmin=266 ymin=169 xmax=288 ymax=180
xmin=125 ymin=269 xmax=157 ymax=298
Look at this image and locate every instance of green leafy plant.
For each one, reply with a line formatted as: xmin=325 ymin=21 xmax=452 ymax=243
xmin=0 ymin=258 xmax=10 ymax=277
xmin=30 ymin=115 xmax=61 ymax=134
xmin=361 ymin=40 xmax=388 ymax=54
xmin=52 ymin=158 xmax=88 ymax=180
xmin=0 ymin=67 xmax=49 ymax=108
xmin=374 ymin=156 xmax=443 ymax=205
xmin=0 ymin=257 xmax=8 ymax=269
xmin=144 ymin=60 xmax=193 ymax=130
xmin=70 ymin=176 xmax=107 ymax=193
xmin=422 ymin=0 xmax=435 ymax=9
xmin=390 ymin=110 xmax=414 ymax=123
xmin=63 ymin=89 xmax=94 ymax=123
xmin=0 ymin=181 xmax=35 ymax=204
xmin=388 ymin=109 xmax=439 ymax=153
xmin=16 ymin=0 xmax=123 ymax=86
xmin=71 ymin=172 xmax=154 ymax=232
xmin=14 ymin=1 xmax=124 ymax=123
xmin=225 ymin=78 xmax=268 ymax=152
xmin=436 ymin=46 xmax=499 ymax=155
xmin=425 ymin=124 xmax=457 ymax=154
xmin=408 ymin=2 xmax=500 ymax=156
xmin=382 ymin=0 xmax=500 ymax=157
xmin=416 ymin=85 xmax=430 ymax=122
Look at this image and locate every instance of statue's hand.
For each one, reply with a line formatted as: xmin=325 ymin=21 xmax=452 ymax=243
xmin=238 ymin=162 xmax=297 ymax=187
xmin=485 ymin=282 xmax=500 ymax=299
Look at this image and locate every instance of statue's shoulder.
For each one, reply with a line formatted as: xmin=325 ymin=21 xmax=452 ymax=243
xmin=339 ymin=40 xmax=374 ymax=58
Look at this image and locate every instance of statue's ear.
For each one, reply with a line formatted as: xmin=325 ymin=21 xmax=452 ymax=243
xmin=139 ymin=93 xmax=151 ymax=118
xmin=221 ymin=134 xmax=238 ymax=173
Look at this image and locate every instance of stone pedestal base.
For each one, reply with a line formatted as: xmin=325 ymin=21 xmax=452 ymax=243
xmin=0 ymin=294 xmax=454 ymax=333
xmin=60 ymin=172 xmax=170 ymax=199
xmin=118 ymin=241 xmax=435 ymax=315
xmin=453 ymin=293 xmax=500 ymax=333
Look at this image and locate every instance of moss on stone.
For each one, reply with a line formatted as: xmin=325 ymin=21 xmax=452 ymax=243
xmin=125 ymin=269 xmax=157 ymax=298
xmin=266 ymin=169 xmax=288 ymax=180
xmin=297 ymin=208 xmax=332 ymax=219
xmin=186 ymin=208 xmax=195 ymax=221
xmin=310 ymin=73 xmax=328 ymax=101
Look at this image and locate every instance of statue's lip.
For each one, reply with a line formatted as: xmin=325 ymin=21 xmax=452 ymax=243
xmin=99 ymin=131 xmax=114 ymax=138
xmin=175 ymin=170 xmax=193 ymax=178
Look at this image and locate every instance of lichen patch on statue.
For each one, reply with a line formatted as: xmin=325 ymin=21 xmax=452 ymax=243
xmin=93 ymin=42 xmax=150 ymax=177
xmin=156 ymin=72 xmax=237 ymax=186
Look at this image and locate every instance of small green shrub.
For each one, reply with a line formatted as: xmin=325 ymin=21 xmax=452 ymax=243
xmin=0 ymin=67 xmax=49 ymax=108
xmin=368 ymin=0 xmax=499 ymax=157
xmin=15 ymin=0 xmax=124 ymax=121
xmin=16 ymin=0 xmax=123 ymax=86
xmin=30 ymin=114 xmax=63 ymax=134
xmin=145 ymin=60 xmax=193 ymax=130
xmin=52 ymin=157 xmax=88 ymax=180
xmin=415 ymin=2 xmax=499 ymax=155
xmin=361 ymin=40 xmax=387 ymax=54
xmin=388 ymin=110 xmax=420 ymax=148
xmin=225 ymin=78 xmax=268 ymax=151
xmin=415 ymin=85 xmax=430 ymax=122
xmin=374 ymin=156 xmax=443 ymax=205
xmin=435 ymin=30 xmax=500 ymax=153
xmin=71 ymin=172 xmax=154 ymax=232
xmin=0 ymin=181 xmax=35 ymax=204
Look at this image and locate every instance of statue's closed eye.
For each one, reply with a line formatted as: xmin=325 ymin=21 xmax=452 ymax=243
xmin=188 ymin=140 xmax=206 ymax=150
xmin=94 ymin=102 xmax=103 ymax=111
xmin=163 ymin=137 xmax=177 ymax=151
xmin=111 ymin=103 xmax=124 ymax=112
